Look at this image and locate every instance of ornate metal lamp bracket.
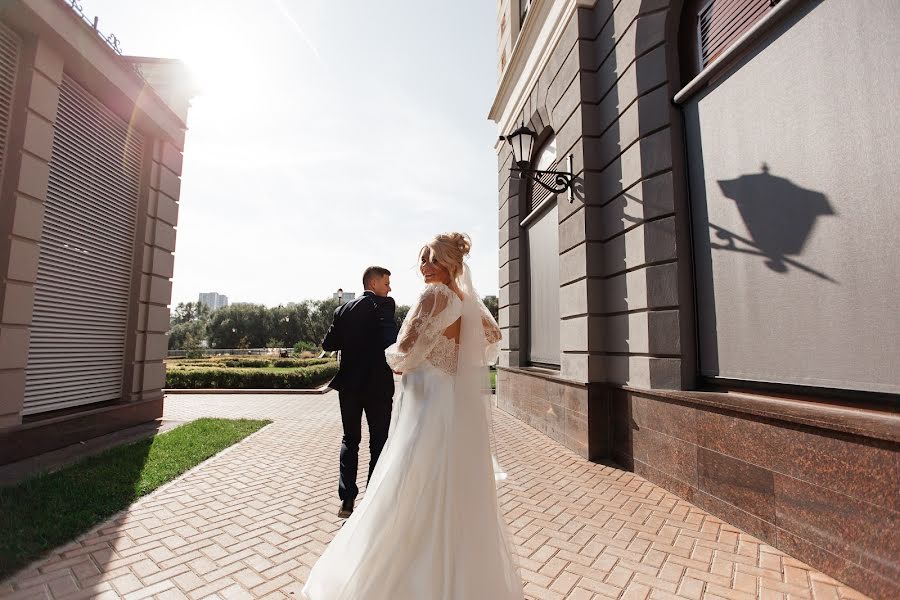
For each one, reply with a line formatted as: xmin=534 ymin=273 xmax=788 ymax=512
xmin=512 ymin=155 xmax=575 ymax=202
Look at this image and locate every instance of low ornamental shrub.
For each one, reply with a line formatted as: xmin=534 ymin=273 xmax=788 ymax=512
xmin=167 ymin=358 xmax=213 ymax=365
xmin=272 ymin=358 xmax=333 ymax=368
xmin=166 ymin=357 xmax=335 ymax=369
xmin=293 ymin=341 xmax=319 ymax=356
xmin=165 ymin=362 xmax=339 ymax=389
xmin=220 ymin=358 xmax=271 ymax=368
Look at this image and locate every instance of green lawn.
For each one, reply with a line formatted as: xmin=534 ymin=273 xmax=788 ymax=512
xmin=0 ymin=418 xmax=270 ymax=579
xmin=491 ymin=369 xmax=497 ymax=391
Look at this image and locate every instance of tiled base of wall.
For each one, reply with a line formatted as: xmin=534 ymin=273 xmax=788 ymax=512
xmin=496 ymin=367 xmax=610 ymax=460
xmin=0 ymin=396 xmax=164 ymax=465
xmin=610 ymin=388 xmax=899 ymax=600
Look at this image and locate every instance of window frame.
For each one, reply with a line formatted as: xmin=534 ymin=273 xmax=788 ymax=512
xmin=520 ymin=130 xmax=561 ymax=370
xmin=519 ymin=0 xmax=532 ymax=27
xmin=680 ymin=0 xmax=780 ymax=83
xmin=675 ymin=0 xmax=898 ymax=406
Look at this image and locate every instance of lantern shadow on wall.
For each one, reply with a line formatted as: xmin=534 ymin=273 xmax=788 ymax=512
xmin=712 ymin=163 xmax=837 ymax=282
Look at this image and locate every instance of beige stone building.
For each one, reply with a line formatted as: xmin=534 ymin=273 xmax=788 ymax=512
xmin=490 ymin=1 xmax=899 ymax=598
xmin=0 ymin=1 xmax=191 ymax=461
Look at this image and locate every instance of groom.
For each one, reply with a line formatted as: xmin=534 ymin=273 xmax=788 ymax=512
xmin=322 ymin=266 xmax=397 ymax=518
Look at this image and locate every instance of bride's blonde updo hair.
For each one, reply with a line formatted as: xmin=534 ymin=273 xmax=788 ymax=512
xmin=421 ymin=232 xmax=471 ymax=281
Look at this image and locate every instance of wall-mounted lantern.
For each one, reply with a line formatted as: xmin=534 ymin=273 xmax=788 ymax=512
xmin=500 ymin=122 xmax=575 ymax=202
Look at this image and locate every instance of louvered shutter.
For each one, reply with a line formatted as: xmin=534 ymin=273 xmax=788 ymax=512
xmin=526 ymin=135 xmax=558 ymax=214
xmin=24 ymin=75 xmax=144 ymax=415
xmin=528 ymin=158 xmax=558 ymax=213
xmin=698 ymin=0 xmax=775 ymax=68
xmin=0 ymin=22 xmax=21 ymax=182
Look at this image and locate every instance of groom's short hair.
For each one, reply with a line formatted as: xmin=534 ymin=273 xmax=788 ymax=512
xmin=363 ymin=266 xmax=391 ymax=288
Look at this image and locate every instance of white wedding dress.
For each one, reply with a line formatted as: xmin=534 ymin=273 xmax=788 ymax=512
xmin=302 ymin=272 xmax=524 ymax=600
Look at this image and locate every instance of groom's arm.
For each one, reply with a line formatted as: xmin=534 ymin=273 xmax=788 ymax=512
xmin=321 ymin=306 xmax=343 ymax=351
xmin=374 ymin=296 xmax=397 ymax=349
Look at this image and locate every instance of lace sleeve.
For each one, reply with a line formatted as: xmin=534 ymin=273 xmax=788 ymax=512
xmin=481 ymin=309 xmax=501 ymax=344
xmin=385 ymin=285 xmax=459 ymax=373
xmin=479 ymin=300 xmax=501 ymax=364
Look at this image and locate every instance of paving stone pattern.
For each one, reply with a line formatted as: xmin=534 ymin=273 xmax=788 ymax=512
xmin=0 ymin=393 xmax=870 ymax=600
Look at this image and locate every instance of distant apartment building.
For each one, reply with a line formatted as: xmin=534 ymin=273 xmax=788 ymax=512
xmin=332 ymin=289 xmax=355 ymax=304
xmin=491 ymin=1 xmax=898 ymax=598
xmin=0 ymin=0 xmax=193 ymax=464
xmin=198 ymin=292 xmax=228 ymax=311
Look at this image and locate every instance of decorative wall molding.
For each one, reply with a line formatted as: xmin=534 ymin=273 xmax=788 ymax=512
xmin=489 ymin=0 xmax=576 ymax=136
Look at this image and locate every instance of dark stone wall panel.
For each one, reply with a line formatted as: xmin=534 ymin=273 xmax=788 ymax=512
xmin=497 ymin=368 xmax=613 ymax=460
xmin=690 ymin=488 xmax=777 ymax=543
xmin=696 ymin=408 xmax=900 ymax=513
xmin=633 ymin=458 xmax=695 ymax=503
xmin=774 ymin=473 xmax=899 ymax=582
xmin=632 ymin=427 xmax=698 ymax=487
xmin=611 ymin=387 xmax=900 ymax=600
xmin=776 ymin=528 xmax=898 ymax=600
xmin=630 ymin=392 xmax=697 ymax=444
xmin=697 ymin=447 xmax=775 ymax=523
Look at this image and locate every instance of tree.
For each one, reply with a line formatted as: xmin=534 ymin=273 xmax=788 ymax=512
xmin=306 ymin=297 xmax=340 ymax=346
xmin=206 ymin=303 xmax=273 ymax=349
xmin=270 ymin=303 xmax=312 ymax=348
xmin=168 ymin=319 xmax=206 ymax=350
xmin=483 ymin=295 xmax=499 ymax=322
xmin=169 ymin=301 xmax=212 ymax=350
xmin=169 ymin=295 xmax=376 ymax=351
xmin=170 ymin=301 xmax=209 ymax=326
xmin=395 ymin=304 xmax=411 ymax=329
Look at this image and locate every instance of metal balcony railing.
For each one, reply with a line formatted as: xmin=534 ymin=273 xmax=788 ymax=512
xmin=64 ymin=0 xmax=147 ymax=80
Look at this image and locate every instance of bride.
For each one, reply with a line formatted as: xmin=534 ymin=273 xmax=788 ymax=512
xmin=302 ymin=233 xmax=524 ymax=600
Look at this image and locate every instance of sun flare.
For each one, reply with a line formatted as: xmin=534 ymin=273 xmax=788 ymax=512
xmin=164 ymin=6 xmax=273 ymax=114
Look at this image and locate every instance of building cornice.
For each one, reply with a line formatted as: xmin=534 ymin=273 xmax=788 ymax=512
xmin=11 ymin=0 xmax=189 ymax=142
xmin=489 ymin=0 xmax=593 ymax=140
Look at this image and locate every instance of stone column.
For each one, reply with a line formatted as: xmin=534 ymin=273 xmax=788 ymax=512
xmin=0 ymin=38 xmax=62 ymax=426
xmin=129 ymin=138 xmax=183 ymax=401
xmin=575 ymin=0 xmax=683 ymax=391
xmin=498 ymin=142 xmax=522 ymax=369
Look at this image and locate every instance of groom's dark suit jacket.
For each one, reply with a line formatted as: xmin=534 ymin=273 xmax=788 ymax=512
xmin=322 ymin=292 xmax=397 ymax=395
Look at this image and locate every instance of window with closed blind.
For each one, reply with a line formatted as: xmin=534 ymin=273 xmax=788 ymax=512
xmin=23 ymin=75 xmax=144 ymax=415
xmin=522 ymin=135 xmax=560 ymax=368
xmin=682 ymin=0 xmax=900 ymax=395
xmin=682 ymin=0 xmax=779 ymax=77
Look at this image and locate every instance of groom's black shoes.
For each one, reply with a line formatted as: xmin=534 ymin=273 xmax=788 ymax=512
xmin=338 ymin=498 xmax=354 ymax=519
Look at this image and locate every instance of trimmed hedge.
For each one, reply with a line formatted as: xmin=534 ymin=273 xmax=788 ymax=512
xmin=166 ymin=357 xmax=335 ymax=369
xmin=166 ymin=362 xmax=339 ymax=389
xmin=271 ymin=358 xmax=332 ymax=368
xmin=221 ymin=359 xmax=270 ymax=368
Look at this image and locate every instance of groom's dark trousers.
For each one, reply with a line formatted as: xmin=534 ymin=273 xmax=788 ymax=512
xmin=322 ymin=292 xmax=397 ymax=502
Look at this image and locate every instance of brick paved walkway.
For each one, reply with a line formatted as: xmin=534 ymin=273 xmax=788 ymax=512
xmin=0 ymin=393 xmax=869 ymax=600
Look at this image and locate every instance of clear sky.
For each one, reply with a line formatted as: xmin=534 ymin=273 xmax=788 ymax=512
xmin=80 ymin=0 xmax=500 ymax=308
